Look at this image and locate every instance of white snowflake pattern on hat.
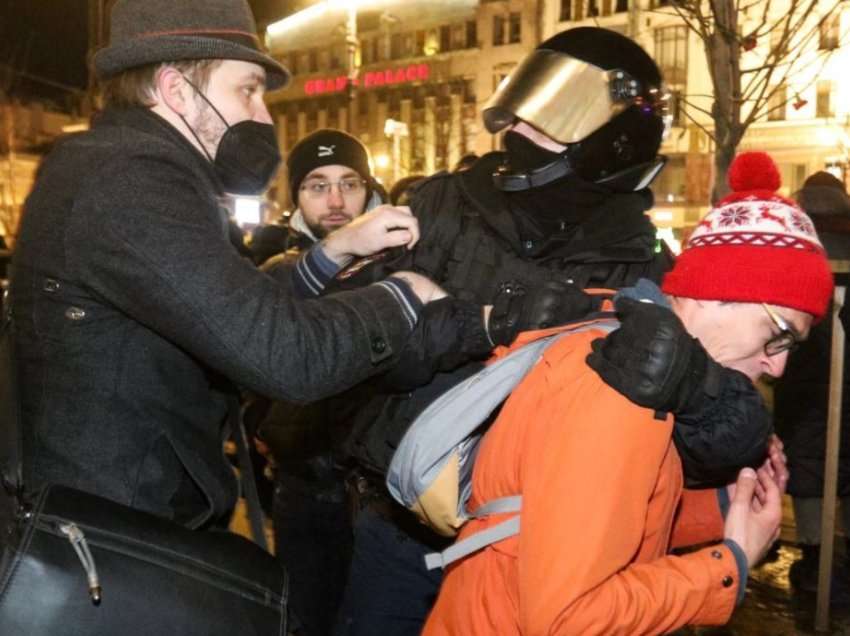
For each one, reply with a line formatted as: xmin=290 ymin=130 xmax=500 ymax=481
xmin=688 ymin=195 xmax=822 ymax=251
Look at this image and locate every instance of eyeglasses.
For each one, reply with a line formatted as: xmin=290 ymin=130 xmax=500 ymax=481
xmin=762 ymin=303 xmax=800 ymax=357
xmin=300 ymin=178 xmax=366 ymax=198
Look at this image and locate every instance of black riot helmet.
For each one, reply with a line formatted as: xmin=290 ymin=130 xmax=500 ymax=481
xmin=484 ymin=27 xmax=669 ymax=193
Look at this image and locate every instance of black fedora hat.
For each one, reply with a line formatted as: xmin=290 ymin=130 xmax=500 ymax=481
xmin=93 ymin=0 xmax=289 ymax=90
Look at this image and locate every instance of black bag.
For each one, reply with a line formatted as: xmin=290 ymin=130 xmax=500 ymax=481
xmin=0 ymin=292 xmax=289 ymax=635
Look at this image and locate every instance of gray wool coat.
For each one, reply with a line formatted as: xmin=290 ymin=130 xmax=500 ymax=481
xmin=11 ymin=107 xmax=413 ymax=527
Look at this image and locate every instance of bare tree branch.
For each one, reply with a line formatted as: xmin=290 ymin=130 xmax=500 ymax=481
xmin=672 ymin=0 xmax=843 ymax=200
xmin=677 ymin=97 xmax=718 ymax=144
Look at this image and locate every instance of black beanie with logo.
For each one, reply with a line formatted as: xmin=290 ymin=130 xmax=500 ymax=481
xmin=287 ymin=129 xmax=372 ymax=201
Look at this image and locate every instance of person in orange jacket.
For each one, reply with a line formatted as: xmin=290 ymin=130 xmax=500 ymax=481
xmin=423 ymin=151 xmax=834 ymax=635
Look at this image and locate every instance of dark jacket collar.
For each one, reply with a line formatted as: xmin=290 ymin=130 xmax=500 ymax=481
xmin=93 ymin=107 xmax=223 ymax=193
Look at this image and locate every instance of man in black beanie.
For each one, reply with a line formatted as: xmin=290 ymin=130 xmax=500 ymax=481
xmin=290 ymin=129 xmax=375 ymax=246
xmin=250 ymin=129 xmax=380 ymax=265
xmin=287 ymin=129 xmax=377 ymax=237
xmin=251 ymin=128 xmax=393 ymax=636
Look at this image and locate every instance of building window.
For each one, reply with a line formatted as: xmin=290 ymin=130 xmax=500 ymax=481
xmin=654 ymin=26 xmax=688 ymax=126
xmin=817 ymin=80 xmax=834 ymax=118
xmin=615 ymin=0 xmax=628 ymax=12
xmin=325 ymin=101 xmax=338 ymax=130
xmin=403 ymin=33 xmax=416 ymax=58
xmin=466 ymin=20 xmax=477 ymax=48
xmin=329 ymin=49 xmax=341 ymax=70
xmin=464 ymin=78 xmax=476 ymax=104
xmin=285 ymin=104 xmax=299 ymax=149
xmin=391 ymin=33 xmax=403 ymax=59
xmin=588 ymin=0 xmax=599 ymax=17
xmin=767 ymin=84 xmax=787 ymax=121
xmin=451 ymin=24 xmax=466 ymax=50
xmin=357 ymin=93 xmax=369 ymax=132
xmin=308 ymin=49 xmax=318 ymax=73
xmin=508 ymin=12 xmax=521 ymax=43
xmin=361 ymin=38 xmax=372 ymax=65
xmin=559 ymin=0 xmax=572 ymax=21
xmin=318 ymin=49 xmax=330 ymax=71
xmin=416 ymin=30 xmax=426 ymax=55
xmin=288 ymin=52 xmax=299 ymax=76
xmin=820 ymin=14 xmax=840 ymax=50
xmin=440 ymin=25 xmax=451 ymax=51
xmin=306 ymin=103 xmax=318 ymax=132
xmin=493 ymin=15 xmax=505 ymax=46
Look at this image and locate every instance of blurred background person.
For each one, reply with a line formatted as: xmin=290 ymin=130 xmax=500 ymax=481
xmin=774 ymin=170 xmax=850 ymax=601
xmin=388 ymin=174 xmax=426 ymax=207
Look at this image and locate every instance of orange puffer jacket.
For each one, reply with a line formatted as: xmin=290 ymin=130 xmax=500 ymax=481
xmin=423 ymin=327 xmax=740 ymax=636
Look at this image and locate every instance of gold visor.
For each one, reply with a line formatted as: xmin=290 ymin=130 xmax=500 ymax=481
xmin=483 ymin=49 xmax=641 ymax=144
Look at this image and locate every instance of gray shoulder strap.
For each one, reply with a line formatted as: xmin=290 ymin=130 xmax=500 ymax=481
xmin=424 ymin=496 xmax=522 ymax=570
xmin=420 ymin=319 xmax=619 ymax=571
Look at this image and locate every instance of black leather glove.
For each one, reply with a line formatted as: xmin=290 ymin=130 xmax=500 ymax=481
xmin=382 ymin=297 xmax=491 ymax=391
xmin=487 ymin=280 xmax=599 ymax=347
xmin=585 ymin=297 xmax=719 ymax=414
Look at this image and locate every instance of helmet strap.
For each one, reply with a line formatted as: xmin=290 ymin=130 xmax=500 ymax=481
xmin=492 ymin=152 xmax=575 ymax=192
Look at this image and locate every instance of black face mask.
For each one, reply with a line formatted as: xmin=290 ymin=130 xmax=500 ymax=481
xmin=502 ymin=130 xmax=562 ymax=173
xmin=180 ymin=77 xmax=282 ymax=195
xmin=213 ymin=120 xmax=281 ymax=195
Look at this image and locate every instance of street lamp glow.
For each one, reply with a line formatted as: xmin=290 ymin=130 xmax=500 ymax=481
xmin=233 ymin=197 xmax=262 ymax=227
xmin=375 ymin=154 xmax=391 ymax=169
xmin=266 ymin=2 xmax=334 ymax=44
xmin=266 ymin=0 xmax=375 ymax=43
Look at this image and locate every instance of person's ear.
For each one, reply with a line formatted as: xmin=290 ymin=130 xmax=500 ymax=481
xmin=154 ymin=66 xmax=192 ymax=116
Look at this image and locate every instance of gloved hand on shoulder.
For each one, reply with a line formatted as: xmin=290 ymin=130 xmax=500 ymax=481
xmin=585 ymin=297 xmax=716 ymax=414
xmin=586 ymin=296 xmax=771 ymax=488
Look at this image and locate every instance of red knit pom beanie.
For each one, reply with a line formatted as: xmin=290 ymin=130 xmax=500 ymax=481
xmin=662 ymin=151 xmax=833 ymax=320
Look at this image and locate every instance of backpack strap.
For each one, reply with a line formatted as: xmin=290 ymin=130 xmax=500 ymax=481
xmin=386 ymin=332 xmax=566 ymax=510
xmin=424 ymin=495 xmax=522 ymax=570
xmin=420 ymin=317 xmax=619 ymax=570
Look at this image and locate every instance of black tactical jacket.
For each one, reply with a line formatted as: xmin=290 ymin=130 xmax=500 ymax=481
xmin=333 ymin=153 xmax=672 ymax=474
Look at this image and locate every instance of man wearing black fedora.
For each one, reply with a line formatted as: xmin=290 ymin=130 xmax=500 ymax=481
xmin=8 ymin=0 xmax=497 ymax=533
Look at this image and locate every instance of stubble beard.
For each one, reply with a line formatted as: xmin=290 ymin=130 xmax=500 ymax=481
xmin=190 ymin=97 xmax=227 ymax=160
xmin=305 ymin=212 xmax=354 ymax=240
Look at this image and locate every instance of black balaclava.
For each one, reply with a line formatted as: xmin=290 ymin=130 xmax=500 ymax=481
xmin=502 ymin=130 xmax=564 ymax=174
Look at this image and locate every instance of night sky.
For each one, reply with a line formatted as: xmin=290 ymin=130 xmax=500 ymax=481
xmin=0 ymin=0 xmax=299 ymax=105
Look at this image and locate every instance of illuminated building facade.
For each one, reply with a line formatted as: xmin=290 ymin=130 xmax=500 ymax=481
xmin=542 ymin=0 xmax=850 ymax=235
xmin=264 ymin=0 xmax=537 ymax=205
xmin=265 ymin=0 xmax=850 ymax=233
